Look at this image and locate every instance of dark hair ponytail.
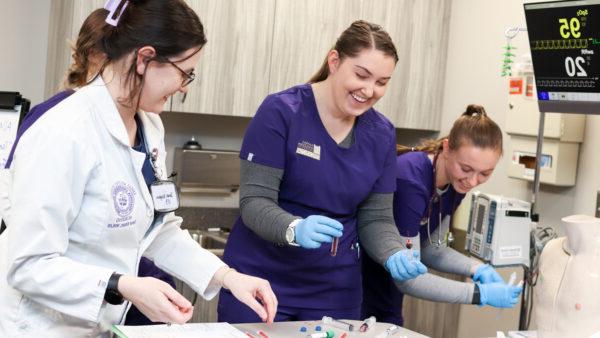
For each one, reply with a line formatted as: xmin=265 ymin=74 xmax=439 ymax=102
xmin=65 ymin=8 xmax=110 ymax=89
xmin=308 ymin=20 xmax=398 ymax=83
xmin=397 ymin=104 xmax=503 ymax=155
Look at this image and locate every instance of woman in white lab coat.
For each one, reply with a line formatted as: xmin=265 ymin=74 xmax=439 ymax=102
xmin=0 ymin=1 xmax=276 ymax=336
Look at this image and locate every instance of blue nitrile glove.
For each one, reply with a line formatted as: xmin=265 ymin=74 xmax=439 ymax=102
xmin=294 ymin=215 xmax=343 ymax=249
xmin=384 ymin=250 xmax=428 ymax=281
xmin=473 ymin=264 xmax=504 ymax=284
xmin=478 ymin=282 xmax=523 ymax=308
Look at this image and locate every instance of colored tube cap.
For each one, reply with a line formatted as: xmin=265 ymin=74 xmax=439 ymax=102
xmin=315 ymin=325 xmax=322 ymax=331
xmin=326 ymin=330 xmax=335 ymax=338
xmin=300 ymin=326 xmax=307 ymax=332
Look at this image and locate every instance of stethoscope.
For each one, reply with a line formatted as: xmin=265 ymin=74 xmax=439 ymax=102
xmin=419 ymin=152 xmax=458 ymax=248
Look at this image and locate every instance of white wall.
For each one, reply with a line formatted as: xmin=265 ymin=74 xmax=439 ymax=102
xmin=441 ymin=0 xmax=600 ymax=232
xmin=0 ymin=1 xmax=51 ymax=105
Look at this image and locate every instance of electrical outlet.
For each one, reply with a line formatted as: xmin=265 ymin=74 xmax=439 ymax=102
xmin=596 ymin=191 xmax=600 ymax=218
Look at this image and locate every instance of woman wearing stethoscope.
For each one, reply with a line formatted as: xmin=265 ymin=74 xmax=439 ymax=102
xmin=362 ymin=105 xmax=523 ymax=326
xmin=0 ymin=2 xmax=276 ymax=337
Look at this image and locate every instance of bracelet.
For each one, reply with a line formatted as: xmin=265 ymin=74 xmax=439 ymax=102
xmin=221 ymin=268 xmax=237 ymax=289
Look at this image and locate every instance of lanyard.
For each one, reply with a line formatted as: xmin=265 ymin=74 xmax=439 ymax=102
xmin=139 ymin=118 xmax=179 ymax=213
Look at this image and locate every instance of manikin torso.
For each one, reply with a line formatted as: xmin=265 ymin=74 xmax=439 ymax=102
xmin=534 ymin=214 xmax=600 ymax=338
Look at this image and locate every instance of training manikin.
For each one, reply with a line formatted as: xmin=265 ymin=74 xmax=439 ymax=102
xmin=534 ymin=214 xmax=600 ymax=338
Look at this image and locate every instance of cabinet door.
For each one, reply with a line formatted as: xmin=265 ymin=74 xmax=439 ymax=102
xmin=362 ymin=0 xmax=451 ymax=130
xmin=170 ymin=0 xmax=276 ymax=116
xmin=267 ymin=0 xmax=362 ymax=94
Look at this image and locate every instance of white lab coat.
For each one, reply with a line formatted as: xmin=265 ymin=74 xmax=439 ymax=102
xmin=0 ymin=77 xmax=226 ymax=337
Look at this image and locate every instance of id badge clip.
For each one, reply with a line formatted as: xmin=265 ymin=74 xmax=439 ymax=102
xmin=150 ymin=180 xmax=179 ymax=213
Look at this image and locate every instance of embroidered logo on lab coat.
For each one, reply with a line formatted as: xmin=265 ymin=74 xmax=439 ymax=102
xmin=296 ymin=141 xmax=321 ymax=160
xmin=111 ymin=181 xmax=136 ymax=218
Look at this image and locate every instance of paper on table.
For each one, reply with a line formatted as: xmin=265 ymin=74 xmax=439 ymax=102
xmin=112 ymin=322 xmax=248 ymax=338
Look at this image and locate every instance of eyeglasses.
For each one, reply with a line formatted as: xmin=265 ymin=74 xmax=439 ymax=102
xmin=156 ymin=56 xmax=196 ymax=87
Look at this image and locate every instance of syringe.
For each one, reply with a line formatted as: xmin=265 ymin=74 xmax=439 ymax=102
xmin=322 ymin=315 xmax=354 ymax=331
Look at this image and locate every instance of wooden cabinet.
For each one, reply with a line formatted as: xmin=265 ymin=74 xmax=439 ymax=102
xmin=268 ymin=0 xmax=451 ymax=130
xmin=361 ymin=0 xmax=451 ymax=129
xmin=170 ymin=0 xmax=276 ymax=117
xmin=45 ymin=0 xmax=451 ymax=130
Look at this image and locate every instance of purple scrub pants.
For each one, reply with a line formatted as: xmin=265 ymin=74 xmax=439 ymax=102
xmin=218 ymin=289 xmax=361 ymax=323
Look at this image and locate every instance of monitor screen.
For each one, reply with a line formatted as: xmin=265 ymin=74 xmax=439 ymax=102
xmin=524 ymin=0 xmax=600 ymax=113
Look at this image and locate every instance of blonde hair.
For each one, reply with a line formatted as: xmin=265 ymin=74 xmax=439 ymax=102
xmin=397 ymin=104 xmax=503 ymax=155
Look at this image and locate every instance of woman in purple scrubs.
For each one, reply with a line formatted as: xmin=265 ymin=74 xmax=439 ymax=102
xmin=362 ymin=105 xmax=524 ymax=326
xmin=219 ymin=20 xmax=426 ymax=322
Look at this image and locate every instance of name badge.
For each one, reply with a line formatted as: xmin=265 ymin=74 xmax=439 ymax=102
xmin=150 ymin=180 xmax=179 ymax=213
xmin=296 ymin=141 xmax=321 ymax=160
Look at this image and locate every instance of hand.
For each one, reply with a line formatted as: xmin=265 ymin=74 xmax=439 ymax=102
xmin=118 ymin=276 xmax=193 ymax=324
xmin=222 ymin=269 xmax=278 ymax=324
xmin=385 ymin=249 xmax=428 ymax=281
xmin=478 ymin=282 xmax=523 ymax=308
xmin=473 ymin=264 xmax=504 ymax=284
xmin=294 ymin=215 xmax=343 ymax=249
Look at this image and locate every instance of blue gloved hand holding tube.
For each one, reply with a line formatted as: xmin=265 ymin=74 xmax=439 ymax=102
xmin=478 ymin=282 xmax=523 ymax=308
xmin=473 ymin=264 xmax=504 ymax=284
xmin=294 ymin=215 xmax=343 ymax=249
xmin=385 ymin=250 xmax=428 ymax=281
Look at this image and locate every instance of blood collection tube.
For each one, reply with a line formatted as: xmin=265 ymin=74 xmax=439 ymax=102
xmin=330 ymin=237 xmax=339 ymax=257
xmin=359 ymin=316 xmax=376 ymax=332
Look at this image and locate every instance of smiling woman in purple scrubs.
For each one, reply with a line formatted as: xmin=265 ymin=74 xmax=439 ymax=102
xmin=362 ymin=105 xmax=524 ymax=326
xmin=218 ymin=20 xmax=426 ymax=323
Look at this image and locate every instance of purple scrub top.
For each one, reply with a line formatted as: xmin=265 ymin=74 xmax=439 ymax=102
xmin=361 ymin=151 xmax=465 ymax=325
xmin=223 ymin=84 xmax=397 ymax=310
xmin=5 ymin=90 xmax=75 ymax=169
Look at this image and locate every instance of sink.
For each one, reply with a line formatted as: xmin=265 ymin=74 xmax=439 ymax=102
xmin=188 ymin=229 xmax=228 ymax=257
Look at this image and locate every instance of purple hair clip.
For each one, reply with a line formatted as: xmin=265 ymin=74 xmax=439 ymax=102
xmin=104 ymin=0 xmax=129 ymax=27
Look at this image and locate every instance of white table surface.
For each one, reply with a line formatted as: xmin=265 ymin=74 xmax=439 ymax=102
xmin=234 ymin=320 xmax=430 ymax=338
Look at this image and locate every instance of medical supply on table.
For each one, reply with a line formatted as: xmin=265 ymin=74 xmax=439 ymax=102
xmin=330 ymin=237 xmax=339 ymax=256
xmin=359 ymin=316 xmax=376 ymax=332
xmin=256 ymin=330 xmax=269 ymax=338
xmin=322 ymin=316 xmax=355 ymax=331
xmin=308 ymin=330 xmax=335 ymax=338
xmin=300 ymin=326 xmax=307 ymax=332
xmin=315 ymin=326 xmax=322 ymax=331
xmin=245 ymin=333 xmax=256 ymax=338
xmin=374 ymin=324 xmax=401 ymax=338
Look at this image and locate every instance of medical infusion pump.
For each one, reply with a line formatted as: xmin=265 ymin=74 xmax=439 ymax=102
xmin=466 ymin=192 xmax=531 ymax=267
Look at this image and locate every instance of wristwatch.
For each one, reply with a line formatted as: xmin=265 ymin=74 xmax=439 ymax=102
xmin=104 ymin=272 xmax=124 ymax=305
xmin=285 ymin=219 xmax=300 ymax=246
xmin=472 ymin=283 xmax=481 ymax=305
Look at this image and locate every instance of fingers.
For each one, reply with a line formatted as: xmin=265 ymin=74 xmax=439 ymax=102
xmin=240 ymin=293 xmax=268 ymax=322
xmin=256 ymin=283 xmax=278 ymax=324
xmin=313 ymin=216 xmax=344 ymax=231
xmin=313 ymin=222 xmax=343 ymax=238
xmin=160 ymin=284 xmax=193 ymax=324
xmin=162 ymin=284 xmax=192 ymax=312
xmin=311 ymin=232 xmax=334 ymax=244
xmin=415 ymin=261 xmax=428 ymax=274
